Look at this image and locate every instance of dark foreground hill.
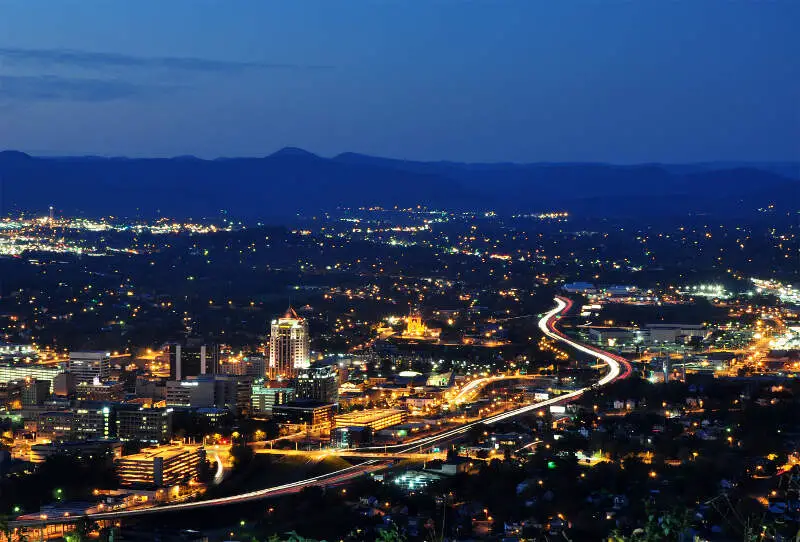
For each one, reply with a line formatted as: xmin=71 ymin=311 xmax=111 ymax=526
xmin=0 ymin=149 xmax=796 ymax=220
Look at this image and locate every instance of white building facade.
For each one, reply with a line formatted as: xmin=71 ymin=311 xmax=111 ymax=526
xmin=268 ymin=307 xmax=310 ymax=380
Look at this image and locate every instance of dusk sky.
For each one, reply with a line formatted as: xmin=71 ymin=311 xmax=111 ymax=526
xmin=0 ymin=1 xmax=797 ymax=162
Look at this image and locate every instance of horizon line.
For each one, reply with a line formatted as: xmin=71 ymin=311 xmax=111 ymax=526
xmin=2 ymin=148 xmax=798 ymax=168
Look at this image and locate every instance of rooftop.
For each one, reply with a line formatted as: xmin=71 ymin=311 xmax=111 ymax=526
xmin=118 ymin=444 xmax=200 ymax=462
xmin=336 ymin=409 xmax=406 ymax=424
xmin=276 ymin=400 xmax=335 ymax=410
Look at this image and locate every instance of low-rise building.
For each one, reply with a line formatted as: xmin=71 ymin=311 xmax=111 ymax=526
xmin=166 ymin=375 xmax=250 ymax=414
xmin=115 ymin=444 xmax=205 ymax=488
xmin=76 ymin=381 xmax=125 ymax=403
xmin=251 ymin=380 xmax=294 ymax=415
xmin=424 ymin=457 xmax=473 ymax=476
xmin=296 ymin=365 xmax=339 ymax=404
xmin=563 ymin=282 xmax=597 ymax=294
xmin=219 ymin=355 xmax=266 ymax=378
xmin=37 ymin=404 xmax=113 ymax=440
xmin=115 ymin=406 xmax=173 ymax=443
xmin=331 ymin=426 xmax=372 ymax=448
xmin=334 ymin=408 xmax=408 ymax=432
xmin=404 ymin=396 xmax=438 ymax=412
xmin=588 ymin=327 xmax=639 ymax=346
xmin=29 ymin=439 xmax=122 ymax=464
xmin=0 ymin=362 xmax=62 ymax=393
xmin=271 ymin=401 xmax=335 ymax=432
xmin=0 ymin=380 xmax=24 ymax=409
xmin=644 ymin=324 xmax=708 ymax=344
xmin=0 ymin=343 xmax=36 ymax=362
xmin=37 ymin=410 xmax=73 ymax=439
xmin=22 ymin=379 xmax=51 ymax=406
xmin=74 ymin=404 xmax=114 ymax=440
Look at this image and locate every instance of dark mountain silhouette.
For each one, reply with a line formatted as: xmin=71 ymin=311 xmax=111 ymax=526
xmin=0 ymin=148 xmax=796 ymax=220
xmin=268 ymin=147 xmax=320 ymax=159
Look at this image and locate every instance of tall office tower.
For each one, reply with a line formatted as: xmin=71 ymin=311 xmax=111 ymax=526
xmin=268 ymin=307 xmax=310 ymax=380
xmin=68 ymin=351 xmax=111 ymax=384
xmin=167 ymin=338 xmax=218 ymax=381
xmin=296 ymin=365 xmax=339 ymax=404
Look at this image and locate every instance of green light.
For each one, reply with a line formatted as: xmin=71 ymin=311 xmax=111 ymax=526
xmin=240 ymin=520 xmax=246 ymax=527
xmin=547 ymin=461 xmax=557 ymax=469
xmin=13 ymin=506 xmax=21 ymax=513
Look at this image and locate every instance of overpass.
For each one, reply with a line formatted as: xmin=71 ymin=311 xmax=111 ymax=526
xmin=12 ymin=296 xmax=631 ymax=526
xmin=448 ymin=373 xmax=543 ymax=405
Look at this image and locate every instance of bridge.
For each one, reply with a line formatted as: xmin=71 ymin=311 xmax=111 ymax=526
xmin=12 ymin=295 xmax=631 ymax=527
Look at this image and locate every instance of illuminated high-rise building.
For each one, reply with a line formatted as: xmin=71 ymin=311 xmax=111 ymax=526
xmin=268 ymin=307 xmax=310 ymax=380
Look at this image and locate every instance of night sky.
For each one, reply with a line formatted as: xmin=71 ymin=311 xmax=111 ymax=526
xmin=0 ymin=1 xmax=797 ymax=162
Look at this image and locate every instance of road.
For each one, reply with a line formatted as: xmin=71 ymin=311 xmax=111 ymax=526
xmin=207 ymin=449 xmax=227 ymax=485
xmin=540 ymin=296 xmax=633 ymax=384
xmin=255 ymin=448 xmax=445 ymax=460
xmin=448 ymin=373 xmax=542 ymax=405
xmin=13 ymin=295 xmax=631 ymax=525
xmin=12 ymin=461 xmax=387 ymax=527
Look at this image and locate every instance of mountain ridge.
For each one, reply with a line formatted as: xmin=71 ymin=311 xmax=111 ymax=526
xmin=0 ymin=148 xmax=796 ymax=220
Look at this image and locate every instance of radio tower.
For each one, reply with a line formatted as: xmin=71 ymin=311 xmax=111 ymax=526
xmin=49 ymin=204 xmax=54 ymax=224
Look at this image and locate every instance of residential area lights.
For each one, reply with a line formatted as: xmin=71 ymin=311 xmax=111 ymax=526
xmin=1 ymin=203 xmax=798 ymax=540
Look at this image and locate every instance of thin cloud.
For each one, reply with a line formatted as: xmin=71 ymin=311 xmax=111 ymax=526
xmin=0 ymin=46 xmax=332 ymax=72
xmin=0 ymin=74 xmax=171 ymax=102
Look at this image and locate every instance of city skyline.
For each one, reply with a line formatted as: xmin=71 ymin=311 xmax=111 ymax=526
xmin=0 ymin=2 xmax=797 ymax=541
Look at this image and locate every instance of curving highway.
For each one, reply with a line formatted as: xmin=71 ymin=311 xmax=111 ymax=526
xmin=14 ymin=296 xmax=631 ymax=525
xmin=539 ymin=296 xmax=633 ymax=384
